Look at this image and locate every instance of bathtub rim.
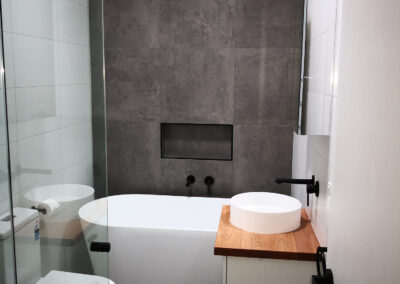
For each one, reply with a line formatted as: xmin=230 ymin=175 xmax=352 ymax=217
xmin=79 ymin=194 xmax=230 ymax=232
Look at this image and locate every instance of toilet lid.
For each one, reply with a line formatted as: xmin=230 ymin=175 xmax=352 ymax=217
xmin=36 ymin=270 xmax=115 ymax=284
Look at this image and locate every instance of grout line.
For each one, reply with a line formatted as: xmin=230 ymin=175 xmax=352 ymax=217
xmin=309 ymin=27 xmax=335 ymax=42
xmin=11 ymin=83 xmax=90 ymax=89
xmin=234 ymin=0 xmax=237 ymax=49
xmin=10 ymin=31 xmax=90 ymax=48
xmin=19 ymin=154 xmax=93 ymax=193
xmin=67 ymin=0 xmax=89 ymax=9
xmin=16 ymin=119 xmax=91 ymax=142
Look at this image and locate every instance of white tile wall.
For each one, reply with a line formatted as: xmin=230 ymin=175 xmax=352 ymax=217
xmin=291 ymin=133 xmax=307 ymax=206
xmin=305 ymin=136 xmax=330 ymax=246
xmin=11 ymin=0 xmax=54 ymax=39
xmin=56 ymin=85 xmax=92 ymax=126
xmin=3 ymin=33 xmax=15 ymax=88
xmin=293 ymin=0 xmax=342 ymax=247
xmin=292 ymin=133 xmax=330 ymax=246
xmin=13 ymin=35 xmax=56 ymax=87
xmin=0 ymin=144 xmax=11 ymax=202
xmin=54 ymin=42 xmax=91 ymax=85
xmin=53 ymin=0 xmax=90 ymax=45
xmin=18 ymin=130 xmax=64 ymax=189
xmin=0 ymin=0 xmax=94 ymax=210
xmin=70 ymin=0 xmax=89 ymax=8
xmin=1 ymin=0 xmax=12 ymax=33
xmin=305 ymin=0 xmax=338 ymax=135
xmin=0 ymin=0 xmax=94 ymax=269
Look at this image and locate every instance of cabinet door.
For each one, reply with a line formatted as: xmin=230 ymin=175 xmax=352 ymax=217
xmin=226 ymin=257 xmax=315 ymax=284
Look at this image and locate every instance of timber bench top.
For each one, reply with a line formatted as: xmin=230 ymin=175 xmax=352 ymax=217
xmin=214 ymin=206 xmax=320 ymax=261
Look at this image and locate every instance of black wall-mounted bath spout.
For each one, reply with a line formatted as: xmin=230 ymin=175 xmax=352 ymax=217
xmin=204 ymin=176 xmax=214 ymax=196
xmin=275 ymin=175 xmax=320 ymax=206
xmin=186 ymin=175 xmax=196 ymax=187
xmin=186 ymin=175 xmax=196 ymax=197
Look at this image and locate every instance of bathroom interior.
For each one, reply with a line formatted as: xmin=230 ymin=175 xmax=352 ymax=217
xmin=0 ymin=0 xmax=399 ymax=283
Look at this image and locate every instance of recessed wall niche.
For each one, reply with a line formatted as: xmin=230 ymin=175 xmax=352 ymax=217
xmin=161 ymin=123 xmax=233 ymax=161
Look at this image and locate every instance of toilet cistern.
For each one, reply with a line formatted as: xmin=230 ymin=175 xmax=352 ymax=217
xmin=275 ymin=175 xmax=320 ymax=206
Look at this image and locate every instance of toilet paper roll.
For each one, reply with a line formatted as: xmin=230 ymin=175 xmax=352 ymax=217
xmin=37 ymin=199 xmax=60 ymax=220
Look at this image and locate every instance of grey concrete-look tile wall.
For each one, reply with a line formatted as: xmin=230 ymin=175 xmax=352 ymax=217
xmin=159 ymin=0 xmax=235 ymax=48
xmin=235 ymin=0 xmax=304 ymax=48
xmin=105 ymin=47 xmax=160 ymax=123
xmin=104 ymin=0 xmax=159 ymax=49
xmin=233 ymin=125 xmax=293 ymax=195
xmin=107 ymin=121 xmax=161 ymax=195
xmin=159 ymin=48 xmax=234 ymax=124
xmin=104 ymin=0 xmax=304 ymax=197
xmin=161 ymin=159 xmax=233 ymax=197
xmin=234 ymin=48 xmax=301 ymax=126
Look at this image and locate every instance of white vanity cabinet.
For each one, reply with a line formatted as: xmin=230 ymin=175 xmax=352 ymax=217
xmin=223 ymin=256 xmax=315 ymax=284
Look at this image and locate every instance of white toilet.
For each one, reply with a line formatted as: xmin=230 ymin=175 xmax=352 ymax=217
xmin=0 ymin=207 xmax=114 ymax=284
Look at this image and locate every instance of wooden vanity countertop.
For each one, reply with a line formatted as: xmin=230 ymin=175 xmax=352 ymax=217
xmin=214 ymin=206 xmax=320 ymax=261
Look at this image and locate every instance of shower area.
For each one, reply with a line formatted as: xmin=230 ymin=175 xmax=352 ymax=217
xmin=0 ymin=0 xmax=309 ymax=284
xmin=0 ymin=0 xmax=110 ymax=283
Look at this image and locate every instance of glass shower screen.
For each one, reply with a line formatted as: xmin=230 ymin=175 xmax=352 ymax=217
xmin=0 ymin=0 xmax=109 ymax=283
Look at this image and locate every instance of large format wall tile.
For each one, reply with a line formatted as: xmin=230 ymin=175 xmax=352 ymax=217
xmin=13 ymin=35 xmax=55 ymax=87
xmin=107 ymin=121 xmax=161 ymax=195
xmin=53 ymin=0 xmax=90 ymax=45
xmin=12 ymin=0 xmax=54 ymax=39
xmin=235 ymin=0 xmax=304 ymax=48
xmin=160 ymin=48 xmax=234 ymax=124
xmin=234 ymin=48 xmax=300 ymax=126
xmin=1 ymin=0 xmax=11 ymax=33
xmin=104 ymin=0 xmax=303 ymax=197
xmin=161 ymin=159 xmax=233 ymax=197
xmin=54 ymin=42 xmax=91 ymax=85
xmin=61 ymin=122 xmax=92 ymax=168
xmin=233 ymin=125 xmax=293 ymax=195
xmin=56 ymin=85 xmax=92 ymax=126
xmin=18 ymin=130 xmax=63 ymax=189
xmin=103 ymin=0 xmax=159 ymax=49
xmin=159 ymin=0 xmax=235 ymax=48
xmin=105 ymin=48 xmax=160 ymax=123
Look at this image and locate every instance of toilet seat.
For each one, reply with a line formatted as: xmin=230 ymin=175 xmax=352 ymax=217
xmin=36 ymin=270 xmax=115 ymax=284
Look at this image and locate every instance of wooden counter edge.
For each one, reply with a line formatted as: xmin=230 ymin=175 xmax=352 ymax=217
xmin=214 ymin=206 xmax=319 ymax=262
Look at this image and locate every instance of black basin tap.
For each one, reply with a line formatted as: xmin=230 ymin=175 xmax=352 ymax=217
xmin=275 ymin=175 xmax=320 ymax=206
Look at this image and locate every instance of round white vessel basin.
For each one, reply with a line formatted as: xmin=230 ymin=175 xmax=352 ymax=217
xmin=230 ymin=192 xmax=302 ymax=234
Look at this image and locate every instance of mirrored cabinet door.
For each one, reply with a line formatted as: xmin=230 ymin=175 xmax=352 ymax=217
xmin=301 ymin=0 xmax=339 ymax=136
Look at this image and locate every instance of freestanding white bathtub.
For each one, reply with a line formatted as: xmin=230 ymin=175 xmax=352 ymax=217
xmin=79 ymin=194 xmax=230 ymax=284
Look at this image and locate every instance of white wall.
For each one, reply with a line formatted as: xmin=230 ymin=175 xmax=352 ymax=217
xmin=327 ymin=0 xmax=400 ymax=283
xmin=0 ymin=0 xmax=93 ymax=210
